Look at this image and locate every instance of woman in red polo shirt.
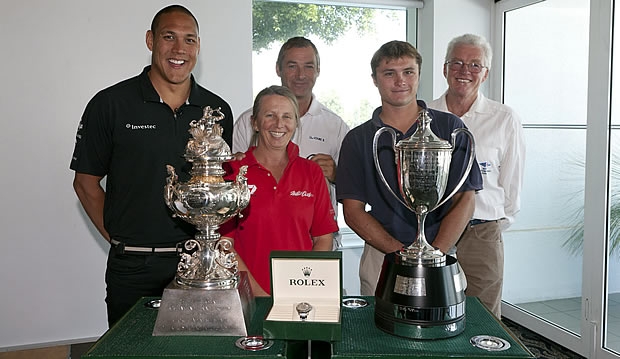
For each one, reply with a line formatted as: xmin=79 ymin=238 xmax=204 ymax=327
xmin=221 ymin=85 xmax=338 ymax=296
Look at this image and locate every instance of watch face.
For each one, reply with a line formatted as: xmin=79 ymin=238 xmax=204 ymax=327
xmin=296 ymin=302 xmax=312 ymax=314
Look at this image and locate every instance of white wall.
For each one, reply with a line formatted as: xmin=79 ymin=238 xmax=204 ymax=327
xmin=0 ymin=0 xmax=252 ymax=350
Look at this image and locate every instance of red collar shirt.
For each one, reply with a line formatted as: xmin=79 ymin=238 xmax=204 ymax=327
xmin=221 ymin=142 xmax=338 ymax=293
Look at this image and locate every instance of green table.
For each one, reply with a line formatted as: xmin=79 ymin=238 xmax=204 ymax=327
xmin=83 ymin=296 xmax=297 ymax=359
xmin=330 ymin=296 xmax=534 ymax=359
xmin=84 ymin=296 xmax=533 ymax=359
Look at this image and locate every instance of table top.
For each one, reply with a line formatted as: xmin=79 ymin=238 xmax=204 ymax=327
xmin=84 ymin=296 xmax=534 ymax=359
xmin=84 ymin=296 xmax=291 ymax=359
xmin=331 ymin=296 xmax=534 ymax=358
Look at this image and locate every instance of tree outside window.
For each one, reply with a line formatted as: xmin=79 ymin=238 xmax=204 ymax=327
xmin=252 ymin=1 xmax=407 ymax=129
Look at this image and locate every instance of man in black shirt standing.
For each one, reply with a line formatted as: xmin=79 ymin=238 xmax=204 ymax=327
xmin=70 ymin=4 xmax=233 ymax=326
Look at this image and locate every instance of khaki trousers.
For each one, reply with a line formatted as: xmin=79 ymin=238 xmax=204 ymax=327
xmin=359 ymin=244 xmax=386 ymax=296
xmin=457 ymin=221 xmax=504 ymax=318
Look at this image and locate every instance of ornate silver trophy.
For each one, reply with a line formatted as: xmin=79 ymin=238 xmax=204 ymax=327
xmin=371 ymin=109 xmax=475 ymax=339
xmin=152 ymin=106 xmax=254 ymax=336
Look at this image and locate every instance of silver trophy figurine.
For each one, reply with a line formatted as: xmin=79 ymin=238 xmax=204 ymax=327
xmin=371 ymin=109 xmax=475 ymax=339
xmin=153 ymin=106 xmax=254 ymax=336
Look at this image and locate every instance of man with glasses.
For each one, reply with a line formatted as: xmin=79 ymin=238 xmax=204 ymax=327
xmin=428 ymin=34 xmax=526 ymax=318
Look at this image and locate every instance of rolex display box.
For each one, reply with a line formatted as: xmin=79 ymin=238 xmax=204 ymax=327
xmin=263 ymin=250 xmax=342 ymax=342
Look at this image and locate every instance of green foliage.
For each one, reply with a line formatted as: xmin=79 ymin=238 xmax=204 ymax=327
xmin=564 ymin=194 xmax=620 ymax=257
xmin=563 ymin=189 xmax=585 ymax=256
xmin=317 ymin=90 xmax=343 ymax=118
xmin=563 ymin=157 xmax=620 ymax=257
xmin=352 ymin=99 xmax=375 ymax=127
xmin=252 ymin=1 xmax=375 ymax=52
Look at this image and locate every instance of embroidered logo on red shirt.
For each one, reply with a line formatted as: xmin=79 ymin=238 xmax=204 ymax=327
xmin=290 ymin=190 xmax=314 ymax=198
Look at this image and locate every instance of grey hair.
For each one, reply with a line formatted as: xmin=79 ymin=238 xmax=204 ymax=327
xmin=445 ymin=34 xmax=493 ymax=69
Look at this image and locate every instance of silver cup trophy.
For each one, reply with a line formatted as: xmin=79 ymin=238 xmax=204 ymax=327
xmin=372 ymin=109 xmax=475 ymax=339
xmin=152 ymin=106 xmax=254 ymax=336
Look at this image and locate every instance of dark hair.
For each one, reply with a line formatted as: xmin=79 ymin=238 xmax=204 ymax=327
xmin=151 ymin=5 xmax=199 ymax=34
xmin=250 ymin=86 xmax=300 ymax=147
xmin=371 ymin=40 xmax=422 ymax=77
xmin=276 ymin=37 xmax=320 ymax=71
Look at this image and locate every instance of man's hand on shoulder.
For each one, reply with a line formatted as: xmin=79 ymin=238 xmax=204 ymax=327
xmin=232 ymin=152 xmax=246 ymax=161
xmin=308 ymin=153 xmax=336 ymax=183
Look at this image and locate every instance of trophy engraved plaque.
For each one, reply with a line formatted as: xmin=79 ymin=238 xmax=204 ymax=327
xmin=371 ymin=109 xmax=475 ymax=339
xmin=153 ymin=106 xmax=254 ymax=336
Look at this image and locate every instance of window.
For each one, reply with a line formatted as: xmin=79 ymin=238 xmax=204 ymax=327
xmin=252 ymin=1 xmax=408 ymax=129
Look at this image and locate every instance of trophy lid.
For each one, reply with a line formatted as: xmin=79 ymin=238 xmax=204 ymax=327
xmin=395 ymin=110 xmax=452 ymax=151
xmin=184 ymin=106 xmax=233 ymax=162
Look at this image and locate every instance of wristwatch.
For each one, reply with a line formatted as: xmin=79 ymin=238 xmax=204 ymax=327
xmin=295 ymin=302 xmax=313 ymax=321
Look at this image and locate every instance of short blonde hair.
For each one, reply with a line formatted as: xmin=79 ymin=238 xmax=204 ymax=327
xmin=250 ymin=85 xmax=300 ymax=147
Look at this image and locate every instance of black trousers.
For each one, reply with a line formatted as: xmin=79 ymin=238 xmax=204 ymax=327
xmin=104 ymin=247 xmax=178 ymax=327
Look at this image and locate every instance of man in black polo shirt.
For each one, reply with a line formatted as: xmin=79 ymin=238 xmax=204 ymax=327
xmin=70 ymin=5 xmax=233 ymax=326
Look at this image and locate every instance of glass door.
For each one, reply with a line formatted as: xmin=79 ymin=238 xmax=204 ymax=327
xmin=493 ymin=0 xmax=594 ymax=357
xmin=605 ymin=0 xmax=620 ymax=354
xmin=496 ymin=0 xmax=620 ymax=357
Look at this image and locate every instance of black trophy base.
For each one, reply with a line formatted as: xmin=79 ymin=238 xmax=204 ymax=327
xmin=153 ymin=271 xmax=255 ymax=336
xmin=374 ymin=252 xmax=466 ymax=339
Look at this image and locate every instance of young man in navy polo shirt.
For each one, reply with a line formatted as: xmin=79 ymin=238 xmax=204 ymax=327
xmin=336 ymin=41 xmax=483 ymax=296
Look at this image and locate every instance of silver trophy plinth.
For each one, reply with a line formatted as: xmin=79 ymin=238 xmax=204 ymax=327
xmin=371 ymin=109 xmax=475 ymax=339
xmin=153 ymin=106 xmax=254 ymax=336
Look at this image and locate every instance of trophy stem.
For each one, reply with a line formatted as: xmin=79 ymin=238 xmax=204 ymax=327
xmin=175 ymin=225 xmax=240 ymax=289
xmin=195 ymin=225 xmax=221 ymax=242
xmin=401 ymin=207 xmax=445 ymax=266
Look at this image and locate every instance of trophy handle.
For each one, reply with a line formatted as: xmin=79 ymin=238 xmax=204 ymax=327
xmin=372 ymin=127 xmax=411 ymax=210
xmin=164 ymin=165 xmax=190 ymax=221
xmin=433 ymin=128 xmax=476 ymax=210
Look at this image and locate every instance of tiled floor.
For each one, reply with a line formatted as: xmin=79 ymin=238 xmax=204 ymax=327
xmin=0 ymin=345 xmax=68 ymax=359
xmin=516 ymin=292 xmax=620 ymax=353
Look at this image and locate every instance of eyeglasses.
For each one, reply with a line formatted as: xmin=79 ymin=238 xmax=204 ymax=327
xmin=445 ymin=60 xmax=487 ymax=74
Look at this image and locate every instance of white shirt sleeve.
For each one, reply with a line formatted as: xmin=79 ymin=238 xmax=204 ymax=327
xmin=498 ymin=110 xmax=526 ymax=226
xmin=232 ymin=108 xmax=253 ymax=153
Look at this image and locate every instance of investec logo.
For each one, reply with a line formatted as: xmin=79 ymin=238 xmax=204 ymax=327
xmin=126 ymin=123 xmax=157 ymax=130
xmin=289 ymin=266 xmax=326 ymax=287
